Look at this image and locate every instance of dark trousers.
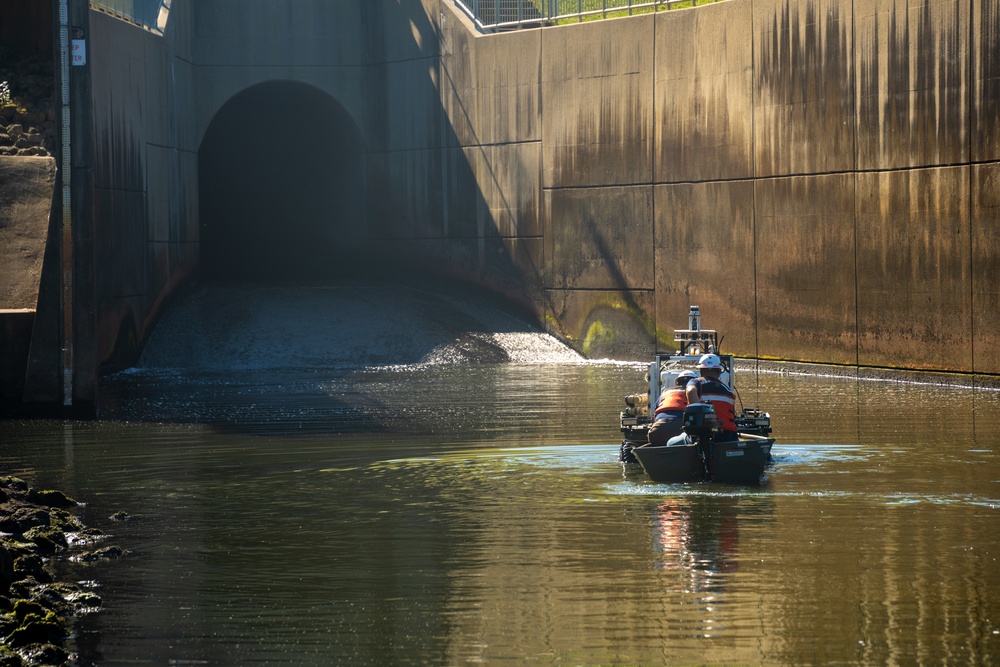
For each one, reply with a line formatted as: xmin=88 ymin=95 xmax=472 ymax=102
xmin=648 ymin=411 xmax=684 ymax=446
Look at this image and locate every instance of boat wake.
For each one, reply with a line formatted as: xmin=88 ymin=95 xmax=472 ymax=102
xmin=768 ymin=443 xmax=865 ymax=466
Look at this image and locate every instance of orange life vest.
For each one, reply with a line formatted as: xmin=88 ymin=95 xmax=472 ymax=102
xmin=690 ymin=378 xmax=737 ymax=432
xmin=654 ymin=388 xmax=688 ymax=416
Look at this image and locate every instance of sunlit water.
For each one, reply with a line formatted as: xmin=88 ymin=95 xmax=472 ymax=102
xmin=1 ymin=284 xmax=999 ymax=666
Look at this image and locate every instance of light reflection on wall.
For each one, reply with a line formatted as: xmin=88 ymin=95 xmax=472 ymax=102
xmin=89 ymin=0 xmax=169 ymax=34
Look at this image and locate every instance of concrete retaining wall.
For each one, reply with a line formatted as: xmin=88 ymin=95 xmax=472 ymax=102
xmin=0 ymin=156 xmax=57 ymax=408
xmin=28 ymin=0 xmax=996 ymax=412
xmin=440 ymin=0 xmax=1000 ymax=374
xmin=0 ymin=157 xmax=55 ymax=310
xmin=86 ymin=4 xmax=199 ymax=379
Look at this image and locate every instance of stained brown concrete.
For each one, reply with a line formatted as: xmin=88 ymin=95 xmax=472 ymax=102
xmin=500 ymin=0 xmax=994 ymax=374
xmin=654 ymin=180 xmax=759 ymax=357
xmin=544 ymin=186 xmax=654 ymax=291
xmin=542 ymin=182 xmax=656 ymax=357
xmin=7 ymin=0 xmax=998 ymax=414
xmin=856 ymin=167 xmax=972 ymax=372
xmin=753 ymin=0 xmax=856 ymax=177
xmin=655 ymin=1 xmax=754 ymax=182
xmin=754 ymin=175 xmax=858 ymax=365
xmin=189 ymin=0 xmax=996 ymax=374
xmin=0 ymin=156 xmax=55 ymax=409
xmin=436 ymin=13 xmax=544 ymax=312
xmin=0 ymin=156 xmax=55 ymax=310
xmin=971 ymin=163 xmax=999 ymax=375
xmin=855 ymin=0 xmax=969 ymax=171
xmin=442 ymin=26 xmax=541 ymax=147
xmin=541 ymin=16 xmax=654 ymax=189
xmin=975 ymin=0 xmax=1000 ymax=162
xmin=547 ymin=288 xmax=657 ymax=360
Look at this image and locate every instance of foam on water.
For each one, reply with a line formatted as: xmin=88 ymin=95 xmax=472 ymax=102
xmin=137 ymin=280 xmax=584 ymax=371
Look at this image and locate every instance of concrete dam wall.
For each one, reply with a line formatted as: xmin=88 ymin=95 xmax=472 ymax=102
xmin=435 ymin=0 xmax=999 ymax=375
xmin=3 ymin=0 xmax=997 ymax=412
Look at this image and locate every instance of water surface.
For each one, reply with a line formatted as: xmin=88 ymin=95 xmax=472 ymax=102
xmin=1 ymin=284 xmax=997 ymax=666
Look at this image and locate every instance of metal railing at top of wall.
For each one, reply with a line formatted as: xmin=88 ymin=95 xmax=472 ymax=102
xmin=453 ymin=0 xmax=723 ymax=32
xmin=89 ymin=0 xmax=170 ymax=34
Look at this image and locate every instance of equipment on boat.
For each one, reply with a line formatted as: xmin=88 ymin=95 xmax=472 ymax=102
xmin=680 ymin=402 xmax=719 ymax=441
xmin=619 ymin=306 xmax=776 ymax=485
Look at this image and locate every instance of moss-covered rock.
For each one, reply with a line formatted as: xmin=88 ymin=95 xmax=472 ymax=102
xmin=48 ymin=510 xmax=82 ymax=534
xmin=23 ymin=491 xmax=75 ymax=510
xmin=20 ymin=528 xmax=65 ymax=556
xmin=0 ymin=508 xmax=49 ymax=535
xmin=16 ymin=643 xmax=68 ymax=666
xmin=0 ymin=549 xmax=12 ymax=596
xmin=11 ymin=557 xmax=49 ymax=586
xmin=5 ymin=618 xmax=66 ymax=648
xmin=0 ymin=474 xmax=122 ymax=665
xmin=0 ymin=645 xmax=21 ymax=667
xmin=0 ymin=613 xmax=18 ymax=638
xmin=9 ymin=602 xmax=43 ymax=625
xmin=0 ymin=476 xmax=126 ymax=667
xmin=76 ymin=546 xmax=124 ymax=562
xmin=0 ymin=480 xmax=27 ymax=494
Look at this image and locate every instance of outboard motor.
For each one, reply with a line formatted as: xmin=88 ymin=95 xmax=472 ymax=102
xmin=682 ymin=403 xmax=719 ymax=443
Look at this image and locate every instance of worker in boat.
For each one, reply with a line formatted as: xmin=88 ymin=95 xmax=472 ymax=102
xmin=684 ymin=353 xmax=738 ymax=442
xmin=647 ymin=370 xmax=698 ymax=446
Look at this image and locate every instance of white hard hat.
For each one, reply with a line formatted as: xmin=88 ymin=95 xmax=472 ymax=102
xmin=676 ymin=370 xmax=698 ymax=384
xmin=697 ymin=353 xmax=723 ymax=370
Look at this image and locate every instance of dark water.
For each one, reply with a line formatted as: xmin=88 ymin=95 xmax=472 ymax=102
xmin=1 ymin=285 xmax=998 ymax=666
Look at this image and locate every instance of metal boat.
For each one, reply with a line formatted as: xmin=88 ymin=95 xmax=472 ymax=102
xmin=620 ymin=306 xmax=775 ymax=485
xmin=630 ymin=429 xmax=775 ymax=486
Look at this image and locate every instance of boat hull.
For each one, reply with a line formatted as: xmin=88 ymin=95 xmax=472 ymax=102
xmin=631 ymin=437 xmax=774 ymax=486
xmin=707 ymin=438 xmax=774 ymax=486
xmin=630 ymin=443 xmax=705 ymax=483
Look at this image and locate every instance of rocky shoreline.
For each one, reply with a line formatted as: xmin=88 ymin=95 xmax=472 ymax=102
xmin=0 ymin=476 xmax=123 ymax=666
xmin=0 ymin=54 xmax=57 ymax=158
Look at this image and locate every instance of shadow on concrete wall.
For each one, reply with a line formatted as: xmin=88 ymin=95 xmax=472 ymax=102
xmin=0 ymin=2 xmax=52 ymax=56
xmin=199 ymin=81 xmax=367 ymax=281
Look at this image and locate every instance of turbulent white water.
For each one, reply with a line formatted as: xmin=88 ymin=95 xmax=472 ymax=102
xmin=138 ymin=280 xmax=584 ymax=371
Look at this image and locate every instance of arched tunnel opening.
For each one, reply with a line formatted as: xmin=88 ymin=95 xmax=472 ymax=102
xmin=199 ymin=81 xmax=367 ymax=281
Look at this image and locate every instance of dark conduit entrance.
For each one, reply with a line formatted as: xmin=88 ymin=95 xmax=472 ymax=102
xmin=199 ymin=81 xmax=366 ymax=281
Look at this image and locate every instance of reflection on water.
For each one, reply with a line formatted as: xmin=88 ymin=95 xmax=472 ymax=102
xmin=2 ymin=327 xmax=1000 ymax=664
xmin=651 ymin=496 xmax=741 ymax=578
